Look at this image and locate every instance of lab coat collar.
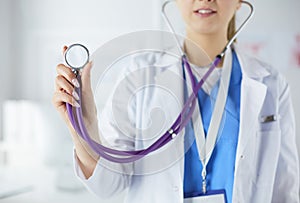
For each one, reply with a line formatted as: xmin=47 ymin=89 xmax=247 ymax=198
xmin=233 ymin=43 xmax=271 ymax=80
xmin=154 ymin=41 xmax=272 ymax=117
xmin=232 ymin=43 xmax=269 ymax=175
xmin=159 ymin=40 xmax=271 ymax=81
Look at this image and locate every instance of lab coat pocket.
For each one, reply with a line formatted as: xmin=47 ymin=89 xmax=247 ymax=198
xmin=258 ymin=114 xmax=280 ymax=132
xmin=252 ymin=129 xmax=281 ymax=189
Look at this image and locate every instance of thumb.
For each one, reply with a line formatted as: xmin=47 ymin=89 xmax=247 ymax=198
xmin=81 ymin=61 xmax=93 ymax=91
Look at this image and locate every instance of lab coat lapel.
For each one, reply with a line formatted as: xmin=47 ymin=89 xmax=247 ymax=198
xmin=154 ymin=59 xmax=185 ymax=114
xmin=235 ymin=77 xmax=267 ymax=165
xmin=153 ymin=58 xmax=185 ymax=140
xmin=234 ymin=46 xmax=269 ymax=169
xmin=152 ymin=60 xmax=186 ymax=180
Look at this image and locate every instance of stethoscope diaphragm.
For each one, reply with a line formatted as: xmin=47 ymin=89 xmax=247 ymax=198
xmin=65 ymin=44 xmax=89 ymax=70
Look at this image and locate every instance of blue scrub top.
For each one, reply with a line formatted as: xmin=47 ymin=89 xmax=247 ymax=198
xmin=183 ymin=50 xmax=242 ymax=203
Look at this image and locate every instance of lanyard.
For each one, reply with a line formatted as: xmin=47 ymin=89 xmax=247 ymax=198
xmin=185 ymin=48 xmax=233 ymax=194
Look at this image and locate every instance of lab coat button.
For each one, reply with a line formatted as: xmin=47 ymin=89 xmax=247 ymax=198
xmin=240 ymin=155 xmax=244 ymax=159
xmin=173 ymin=186 xmax=179 ymax=191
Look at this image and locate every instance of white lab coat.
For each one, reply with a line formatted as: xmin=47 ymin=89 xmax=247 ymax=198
xmin=73 ymin=44 xmax=300 ymax=203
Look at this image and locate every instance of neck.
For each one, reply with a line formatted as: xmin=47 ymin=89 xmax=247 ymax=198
xmin=184 ymin=29 xmax=228 ymax=67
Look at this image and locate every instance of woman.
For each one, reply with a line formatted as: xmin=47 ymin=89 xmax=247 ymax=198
xmin=52 ymin=0 xmax=299 ymax=202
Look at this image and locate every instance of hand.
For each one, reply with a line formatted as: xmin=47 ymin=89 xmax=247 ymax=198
xmin=52 ymin=46 xmax=98 ymax=135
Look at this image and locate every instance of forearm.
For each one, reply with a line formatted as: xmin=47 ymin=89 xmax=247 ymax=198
xmin=73 ymin=137 xmax=98 ymax=179
xmin=71 ymin=120 xmax=133 ymax=198
xmin=68 ymin=121 xmax=99 ymax=179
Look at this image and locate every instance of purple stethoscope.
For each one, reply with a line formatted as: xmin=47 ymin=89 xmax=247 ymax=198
xmin=65 ymin=1 xmax=254 ymax=163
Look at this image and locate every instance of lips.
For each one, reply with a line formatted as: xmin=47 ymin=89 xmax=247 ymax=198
xmin=194 ymin=8 xmax=217 ymax=17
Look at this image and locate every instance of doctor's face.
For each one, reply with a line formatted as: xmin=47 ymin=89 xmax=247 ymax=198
xmin=176 ymin=0 xmax=241 ymax=37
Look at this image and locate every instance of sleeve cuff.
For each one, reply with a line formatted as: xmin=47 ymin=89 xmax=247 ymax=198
xmin=72 ymin=148 xmax=99 ymax=182
xmin=72 ymin=147 xmax=132 ymax=198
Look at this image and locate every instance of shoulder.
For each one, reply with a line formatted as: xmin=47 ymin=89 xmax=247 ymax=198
xmin=122 ymin=49 xmax=182 ymax=83
xmin=234 ymin=44 xmax=288 ymax=91
xmin=129 ymin=49 xmax=180 ymax=68
xmin=234 ymin=44 xmax=276 ymax=76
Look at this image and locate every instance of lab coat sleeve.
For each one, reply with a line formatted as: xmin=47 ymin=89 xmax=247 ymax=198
xmin=73 ymin=149 xmax=132 ymax=199
xmin=271 ymin=75 xmax=300 ymax=203
xmin=72 ymin=56 xmax=140 ymax=198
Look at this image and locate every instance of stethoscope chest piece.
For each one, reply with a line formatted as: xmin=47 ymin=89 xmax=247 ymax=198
xmin=64 ymin=44 xmax=89 ymax=72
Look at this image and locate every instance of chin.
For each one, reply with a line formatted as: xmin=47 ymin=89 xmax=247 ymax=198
xmin=187 ymin=22 xmax=216 ymax=35
xmin=189 ymin=28 xmax=216 ymax=37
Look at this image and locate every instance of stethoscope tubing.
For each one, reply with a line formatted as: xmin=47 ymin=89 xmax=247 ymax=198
xmin=66 ymin=1 xmax=254 ymax=163
xmin=66 ymin=56 xmax=218 ymax=163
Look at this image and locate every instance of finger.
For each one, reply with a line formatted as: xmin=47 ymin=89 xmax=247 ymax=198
xmin=56 ymin=64 xmax=80 ymax=88
xmin=55 ymin=75 xmax=73 ymax=92
xmin=81 ymin=61 xmax=93 ymax=90
xmin=53 ymin=91 xmax=80 ymax=108
xmin=55 ymin=75 xmax=80 ymax=101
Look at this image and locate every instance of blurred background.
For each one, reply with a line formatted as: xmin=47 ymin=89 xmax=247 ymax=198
xmin=0 ymin=0 xmax=299 ymax=202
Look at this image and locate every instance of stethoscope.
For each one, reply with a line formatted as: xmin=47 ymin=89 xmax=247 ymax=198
xmin=65 ymin=1 xmax=254 ymax=163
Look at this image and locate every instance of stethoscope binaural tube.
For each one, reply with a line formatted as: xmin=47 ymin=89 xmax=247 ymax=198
xmin=161 ymin=0 xmax=254 ymax=59
xmin=65 ymin=1 xmax=254 ymax=163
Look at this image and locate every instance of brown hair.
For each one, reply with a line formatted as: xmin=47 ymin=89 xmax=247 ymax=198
xmin=227 ymin=14 xmax=236 ymax=42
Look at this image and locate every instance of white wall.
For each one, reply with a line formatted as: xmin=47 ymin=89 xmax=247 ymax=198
xmin=0 ymin=0 xmax=13 ymax=99
xmin=0 ymin=0 xmax=13 ymax=141
xmin=7 ymin=0 xmax=162 ymax=101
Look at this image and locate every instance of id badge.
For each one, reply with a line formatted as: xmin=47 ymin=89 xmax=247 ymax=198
xmin=184 ymin=190 xmax=227 ymax=203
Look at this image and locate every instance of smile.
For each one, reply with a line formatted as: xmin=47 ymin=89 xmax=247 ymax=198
xmin=194 ymin=8 xmax=217 ymax=17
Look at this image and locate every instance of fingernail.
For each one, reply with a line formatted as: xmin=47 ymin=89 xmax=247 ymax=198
xmin=74 ymin=101 xmax=80 ymax=108
xmin=72 ymin=91 xmax=80 ymax=101
xmin=72 ymin=78 xmax=80 ymax=88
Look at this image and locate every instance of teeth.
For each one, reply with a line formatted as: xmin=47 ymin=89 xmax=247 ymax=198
xmin=198 ymin=9 xmax=213 ymax=14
